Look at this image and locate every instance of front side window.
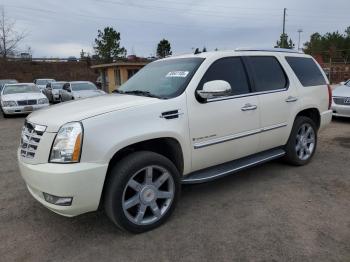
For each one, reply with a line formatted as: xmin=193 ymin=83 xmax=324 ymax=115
xmin=71 ymin=82 xmax=97 ymax=91
xmin=3 ymin=84 xmax=41 ymax=94
xmin=198 ymin=57 xmax=250 ymax=96
xmin=285 ymin=57 xmax=326 ymax=87
xmin=248 ymin=56 xmax=288 ymax=92
xmin=119 ymin=58 xmax=204 ymax=98
xmin=36 ymin=79 xmax=55 ymax=85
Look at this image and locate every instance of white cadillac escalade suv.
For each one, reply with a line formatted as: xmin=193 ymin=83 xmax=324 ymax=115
xmin=18 ymin=49 xmax=332 ymax=233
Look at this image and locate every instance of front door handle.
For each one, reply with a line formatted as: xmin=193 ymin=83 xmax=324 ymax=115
xmin=241 ymin=103 xmax=257 ymax=111
xmin=285 ymin=96 xmax=298 ymax=103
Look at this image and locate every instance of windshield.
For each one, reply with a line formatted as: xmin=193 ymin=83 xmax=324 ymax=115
xmin=346 ymin=80 xmax=350 ymax=87
xmin=0 ymin=80 xmax=17 ymax=86
xmin=118 ymin=58 xmax=204 ymax=98
xmin=36 ymin=79 xmax=54 ymax=85
xmin=3 ymin=84 xmax=41 ymax=94
xmin=52 ymin=82 xmax=65 ymax=89
xmin=71 ymin=82 xmax=97 ymax=91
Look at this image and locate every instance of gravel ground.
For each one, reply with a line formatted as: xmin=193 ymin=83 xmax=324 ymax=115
xmin=0 ymin=114 xmax=350 ymax=262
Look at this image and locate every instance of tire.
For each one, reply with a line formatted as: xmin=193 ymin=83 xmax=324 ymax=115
xmin=284 ymin=116 xmax=318 ymax=166
xmin=104 ymin=151 xmax=181 ymax=233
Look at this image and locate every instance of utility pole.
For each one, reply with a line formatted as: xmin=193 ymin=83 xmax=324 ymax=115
xmin=297 ymin=29 xmax=303 ymax=51
xmin=282 ymin=8 xmax=287 ymax=48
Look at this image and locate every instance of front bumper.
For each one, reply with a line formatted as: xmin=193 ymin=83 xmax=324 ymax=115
xmin=332 ymin=104 xmax=350 ymax=118
xmin=18 ymin=151 xmax=109 ymax=217
xmin=2 ymin=104 xmax=49 ymax=115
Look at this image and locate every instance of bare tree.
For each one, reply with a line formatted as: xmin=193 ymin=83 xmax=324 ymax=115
xmin=0 ymin=6 xmax=26 ymax=59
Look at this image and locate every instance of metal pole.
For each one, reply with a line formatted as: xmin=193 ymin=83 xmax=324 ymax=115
xmin=297 ymin=29 xmax=303 ymax=51
xmin=282 ymin=8 xmax=286 ymax=48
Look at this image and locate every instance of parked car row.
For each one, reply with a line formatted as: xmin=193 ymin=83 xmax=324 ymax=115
xmin=0 ymin=79 xmax=105 ymax=117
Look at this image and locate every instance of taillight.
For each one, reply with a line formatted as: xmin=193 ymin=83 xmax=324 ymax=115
xmin=327 ymin=84 xmax=332 ymax=110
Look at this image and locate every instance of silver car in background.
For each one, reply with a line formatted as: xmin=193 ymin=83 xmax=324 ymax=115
xmin=44 ymin=81 xmax=67 ymax=103
xmin=332 ymin=79 xmax=350 ymax=118
xmin=0 ymin=83 xmax=49 ymax=117
xmin=34 ymin=79 xmax=56 ymax=91
xmin=60 ymin=81 xmax=105 ymax=102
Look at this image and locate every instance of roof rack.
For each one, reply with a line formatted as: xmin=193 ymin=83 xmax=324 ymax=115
xmin=235 ymin=48 xmax=302 ymax=54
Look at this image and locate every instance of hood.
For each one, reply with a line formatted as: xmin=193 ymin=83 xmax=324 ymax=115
xmin=333 ymin=85 xmax=350 ymax=97
xmin=72 ymin=90 xmax=104 ymax=99
xmin=1 ymin=92 xmax=46 ymax=101
xmin=27 ymin=94 xmax=160 ymax=132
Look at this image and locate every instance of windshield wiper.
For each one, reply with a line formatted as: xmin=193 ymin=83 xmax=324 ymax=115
xmin=124 ymin=90 xmax=162 ymax=99
xmin=113 ymin=89 xmax=165 ymax=99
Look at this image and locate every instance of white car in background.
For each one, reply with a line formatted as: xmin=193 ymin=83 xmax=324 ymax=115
xmin=332 ymin=79 xmax=350 ymax=117
xmin=34 ymin=79 xmax=56 ymax=91
xmin=59 ymin=81 xmax=105 ymax=102
xmin=0 ymin=83 xmax=49 ymax=117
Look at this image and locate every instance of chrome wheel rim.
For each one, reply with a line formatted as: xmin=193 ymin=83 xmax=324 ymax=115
xmin=122 ymin=165 xmax=175 ymax=226
xmin=295 ymin=123 xmax=315 ymax=161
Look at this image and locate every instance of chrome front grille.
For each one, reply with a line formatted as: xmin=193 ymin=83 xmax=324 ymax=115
xmin=20 ymin=121 xmax=46 ymax=159
xmin=333 ymin=97 xmax=350 ymax=106
xmin=17 ymin=100 xmax=37 ymax=106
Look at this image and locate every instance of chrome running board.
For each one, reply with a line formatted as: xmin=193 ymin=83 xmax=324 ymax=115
xmin=182 ymin=148 xmax=285 ymax=184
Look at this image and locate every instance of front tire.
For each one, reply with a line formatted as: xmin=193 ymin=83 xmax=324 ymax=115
xmin=284 ymin=116 xmax=318 ymax=166
xmin=104 ymin=151 xmax=181 ymax=233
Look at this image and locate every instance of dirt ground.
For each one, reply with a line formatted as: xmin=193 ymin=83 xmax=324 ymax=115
xmin=0 ymin=114 xmax=350 ymax=262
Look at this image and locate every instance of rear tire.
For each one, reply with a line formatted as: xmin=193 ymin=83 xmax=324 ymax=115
xmin=104 ymin=151 xmax=181 ymax=233
xmin=284 ymin=116 xmax=318 ymax=166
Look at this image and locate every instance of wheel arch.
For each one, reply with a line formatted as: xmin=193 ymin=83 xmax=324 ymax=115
xmin=99 ymin=137 xmax=184 ymax=208
xmin=294 ymin=107 xmax=321 ymax=129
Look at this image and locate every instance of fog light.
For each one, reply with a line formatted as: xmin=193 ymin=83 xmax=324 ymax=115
xmin=43 ymin=192 xmax=73 ymax=206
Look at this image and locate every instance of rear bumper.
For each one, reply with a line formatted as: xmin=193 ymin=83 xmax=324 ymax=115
xmin=18 ymin=151 xmax=109 ymax=217
xmin=2 ymin=104 xmax=49 ymax=114
xmin=320 ymin=110 xmax=332 ymax=129
xmin=332 ymin=104 xmax=350 ymax=118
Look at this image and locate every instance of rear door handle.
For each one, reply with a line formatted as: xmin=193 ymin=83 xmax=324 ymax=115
xmin=241 ymin=103 xmax=257 ymax=111
xmin=285 ymin=96 xmax=298 ymax=103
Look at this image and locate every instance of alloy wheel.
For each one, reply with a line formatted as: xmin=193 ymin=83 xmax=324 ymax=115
xmin=122 ymin=165 xmax=175 ymax=226
xmin=295 ymin=123 xmax=315 ymax=161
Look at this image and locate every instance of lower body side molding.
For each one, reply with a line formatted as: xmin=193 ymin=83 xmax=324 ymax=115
xmin=181 ymin=148 xmax=286 ymax=184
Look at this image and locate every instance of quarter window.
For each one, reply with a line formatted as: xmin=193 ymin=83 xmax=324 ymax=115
xmin=248 ymin=56 xmax=288 ymax=92
xmin=199 ymin=57 xmax=250 ymax=96
xmin=286 ymin=57 xmax=327 ymax=87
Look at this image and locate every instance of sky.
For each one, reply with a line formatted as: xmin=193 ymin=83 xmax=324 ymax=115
xmin=1 ymin=0 xmax=349 ymax=58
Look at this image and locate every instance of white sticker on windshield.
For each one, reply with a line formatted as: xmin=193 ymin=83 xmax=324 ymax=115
xmin=166 ymin=71 xmax=189 ymax=78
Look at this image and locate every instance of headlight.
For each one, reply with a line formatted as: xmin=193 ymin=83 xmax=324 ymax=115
xmin=49 ymin=122 xmax=83 ymax=163
xmin=38 ymin=98 xmax=49 ymax=104
xmin=2 ymin=100 xmax=17 ymax=107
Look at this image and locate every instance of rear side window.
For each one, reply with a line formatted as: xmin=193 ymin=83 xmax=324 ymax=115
xmin=286 ymin=57 xmax=326 ymax=86
xmin=199 ymin=57 xmax=250 ymax=96
xmin=248 ymin=56 xmax=288 ymax=92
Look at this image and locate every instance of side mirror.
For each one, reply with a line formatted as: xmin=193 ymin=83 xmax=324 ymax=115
xmin=340 ymin=82 xmax=345 ymax=85
xmin=197 ymin=80 xmax=231 ymax=100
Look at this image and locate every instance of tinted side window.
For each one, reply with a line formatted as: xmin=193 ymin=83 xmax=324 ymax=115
xmin=286 ymin=57 xmax=326 ymax=86
xmin=199 ymin=57 xmax=250 ymax=96
xmin=248 ymin=56 xmax=288 ymax=92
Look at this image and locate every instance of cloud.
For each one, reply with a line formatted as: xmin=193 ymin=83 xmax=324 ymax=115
xmin=2 ymin=0 xmax=350 ymax=57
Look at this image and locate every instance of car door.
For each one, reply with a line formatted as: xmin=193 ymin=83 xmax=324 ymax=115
xmin=187 ymin=57 xmax=260 ymax=172
xmin=245 ymin=55 xmax=298 ymax=152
